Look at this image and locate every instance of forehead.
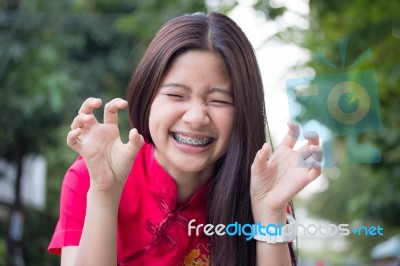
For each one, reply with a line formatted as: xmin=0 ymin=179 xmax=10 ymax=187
xmin=162 ymin=50 xmax=231 ymax=87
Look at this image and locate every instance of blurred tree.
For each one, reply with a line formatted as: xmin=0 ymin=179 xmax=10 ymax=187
xmin=252 ymin=0 xmax=286 ymax=20
xmin=302 ymin=0 xmax=400 ymax=223
xmin=0 ymin=0 xmax=217 ymax=265
xmin=0 ymin=1 xmax=78 ymax=264
xmin=264 ymin=0 xmax=400 ymax=262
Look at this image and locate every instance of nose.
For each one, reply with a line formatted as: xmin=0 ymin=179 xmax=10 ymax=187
xmin=182 ymin=104 xmax=210 ymax=129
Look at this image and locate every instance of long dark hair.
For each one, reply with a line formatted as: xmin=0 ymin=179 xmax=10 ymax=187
xmin=127 ymin=12 xmax=296 ymax=265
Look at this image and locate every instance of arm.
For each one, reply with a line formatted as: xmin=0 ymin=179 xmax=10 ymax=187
xmin=60 ymin=189 xmax=121 ymax=266
xmin=250 ymin=122 xmax=322 ymax=265
xmin=254 ymin=212 xmax=291 ymax=266
xmin=61 ymin=247 xmax=77 ymax=266
xmin=61 ymin=98 xmax=144 ymax=266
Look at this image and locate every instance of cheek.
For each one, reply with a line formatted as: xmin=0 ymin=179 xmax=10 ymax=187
xmin=148 ymin=102 xmax=161 ymax=139
xmin=148 ymin=99 xmax=166 ymax=126
xmin=148 ymin=100 xmax=183 ymax=135
xmin=148 ymin=105 xmax=156 ymax=127
xmin=148 ymin=112 xmax=156 ymax=141
xmin=214 ymin=110 xmax=234 ymax=141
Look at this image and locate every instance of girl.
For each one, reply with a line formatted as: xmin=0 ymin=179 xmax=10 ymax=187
xmin=49 ymin=12 xmax=322 ymax=265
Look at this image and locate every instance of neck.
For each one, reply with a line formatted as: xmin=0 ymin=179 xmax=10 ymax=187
xmin=152 ymin=147 xmax=214 ymax=204
xmin=171 ymin=167 xmax=212 ymax=204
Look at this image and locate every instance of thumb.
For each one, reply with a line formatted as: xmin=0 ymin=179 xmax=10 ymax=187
xmin=124 ymin=128 xmax=144 ymax=159
xmin=251 ymin=143 xmax=271 ymax=175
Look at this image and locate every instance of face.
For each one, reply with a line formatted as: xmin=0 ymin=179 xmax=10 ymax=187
xmin=149 ymin=50 xmax=234 ymax=181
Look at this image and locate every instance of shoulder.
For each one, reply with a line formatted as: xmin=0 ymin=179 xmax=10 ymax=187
xmin=67 ymin=155 xmax=89 ymax=176
xmin=60 ymin=156 xmax=90 ymax=195
xmin=128 ymin=142 xmax=157 ymax=176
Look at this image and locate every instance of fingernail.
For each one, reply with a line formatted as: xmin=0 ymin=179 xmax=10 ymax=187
xmin=304 ymin=131 xmax=318 ymax=139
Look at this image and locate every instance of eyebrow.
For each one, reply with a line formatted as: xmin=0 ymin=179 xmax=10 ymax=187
xmin=161 ymin=83 xmax=191 ymax=91
xmin=161 ymin=83 xmax=233 ymax=96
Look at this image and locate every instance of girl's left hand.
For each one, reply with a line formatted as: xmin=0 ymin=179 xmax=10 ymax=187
xmin=250 ymin=121 xmax=323 ymax=220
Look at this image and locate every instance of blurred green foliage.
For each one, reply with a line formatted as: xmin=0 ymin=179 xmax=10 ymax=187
xmin=271 ymin=0 xmax=400 ymax=263
xmin=2 ymin=0 xmax=398 ymax=264
xmin=303 ymin=0 xmax=400 ymax=224
xmin=0 ymin=0 xmax=290 ymax=263
xmin=0 ymin=238 xmax=5 ymax=266
xmin=0 ymin=0 xmax=213 ymax=264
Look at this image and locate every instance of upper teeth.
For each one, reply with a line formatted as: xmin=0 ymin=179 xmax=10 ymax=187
xmin=173 ymin=133 xmax=212 ymax=146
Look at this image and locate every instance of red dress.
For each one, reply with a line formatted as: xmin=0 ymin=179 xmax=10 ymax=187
xmin=48 ymin=143 xmax=210 ymax=266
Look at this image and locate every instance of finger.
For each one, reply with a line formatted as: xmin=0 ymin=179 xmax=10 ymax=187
xmin=279 ymin=121 xmax=300 ymax=149
xmin=310 ymin=145 xmax=323 ymax=162
xmin=104 ymin=98 xmax=128 ymax=124
xmin=308 ymin=167 xmax=322 ymax=181
xmin=67 ymin=128 xmax=83 ymax=151
xmin=78 ymin=97 xmax=102 ymax=115
xmin=299 ymin=145 xmax=323 ymax=162
xmin=124 ymin=128 xmax=144 ymax=159
xmin=299 ymin=157 xmax=321 ymax=169
xmin=306 ymin=157 xmax=321 ymax=168
xmin=71 ymin=114 xmax=98 ymax=130
xmin=251 ymin=143 xmax=271 ymax=173
xmin=297 ymin=129 xmax=319 ymax=148
xmin=304 ymin=131 xmax=320 ymax=146
xmin=298 ymin=149 xmax=322 ymax=169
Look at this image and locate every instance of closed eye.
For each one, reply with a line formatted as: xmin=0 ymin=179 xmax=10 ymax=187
xmin=208 ymin=100 xmax=233 ymax=106
xmin=166 ymin=94 xmax=184 ymax=99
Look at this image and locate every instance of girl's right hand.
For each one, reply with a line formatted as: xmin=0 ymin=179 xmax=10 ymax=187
xmin=67 ymin=97 xmax=144 ymax=192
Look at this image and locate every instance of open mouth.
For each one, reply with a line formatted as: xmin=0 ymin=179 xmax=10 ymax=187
xmin=172 ymin=133 xmax=213 ymax=147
